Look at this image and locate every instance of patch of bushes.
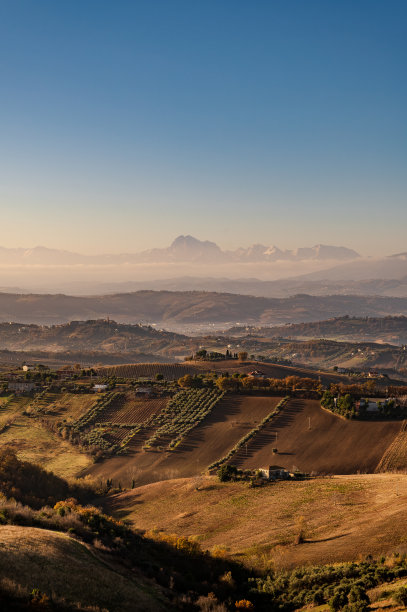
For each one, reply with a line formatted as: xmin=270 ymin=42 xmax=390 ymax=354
xmin=0 ymin=448 xmax=96 ymax=509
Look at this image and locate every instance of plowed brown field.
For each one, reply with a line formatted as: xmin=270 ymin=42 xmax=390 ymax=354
xmin=82 ymin=395 xmax=281 ymax=486
xmin=96 ymin=392 xmax=167 ymax=424
xmin=232 ymin=398 xmax=404 ymax=474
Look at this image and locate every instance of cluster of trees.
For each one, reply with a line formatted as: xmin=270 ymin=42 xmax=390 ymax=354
xmin=321 ymin=391 xmax=356 ymax=419
xmin=358 ymin=398 xmax=406 ymax=419
xmin=329 ymin=381 xmax=376 ymax=398
xmin=143 ymin=388 xmax=224 ymax=450
xmin=189 ymin=349 xmax=249 ymax=361
xmin=213 ymin=374 xmax=322 ymax=394
xmin=253 ymin=555 xmax=407 ymax=611
xmin=323 ymin=390 xmax=406 ymax=420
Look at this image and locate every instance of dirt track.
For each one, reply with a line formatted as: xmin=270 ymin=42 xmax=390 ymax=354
xmin=233 ymin=399 xmax=403 ymax=474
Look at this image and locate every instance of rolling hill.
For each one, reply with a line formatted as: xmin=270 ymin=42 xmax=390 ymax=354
xmin=2 ymin=291 xmax=407 ymax=326
xmin=0 ymin=526 xmax=164 ymax=611
xmin=107 ymin=472 xmax=407 ymax=571
xmin=251 ymin=315 xmax=407 ymax=344
xmin=0 ymin=319 xmax=191 ymax=355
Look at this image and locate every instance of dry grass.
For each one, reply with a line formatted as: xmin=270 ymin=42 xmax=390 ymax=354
xmin=0 ymin=525 xmax=165 ymax=611
xmin=107 ymin=473 xmax=407 ymax=571
xmin=0 ymin=415 xmax=92 ymax=478
xmin=43 ymin=392 xmax=99 ymax=422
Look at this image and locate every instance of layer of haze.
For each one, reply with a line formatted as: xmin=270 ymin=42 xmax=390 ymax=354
xmin=0 ymin=0 xmax=406 ymax=258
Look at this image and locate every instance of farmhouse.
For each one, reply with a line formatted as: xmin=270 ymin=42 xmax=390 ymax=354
xmin=259 ymin=465 xmax=290 ymax=480
xmin=248 ymin=370 xmax=267 ymax=379
xmin=93 ymin=384 xmax=108 ymax=393
xmin=358 ymin=398 xmax=393 ymax=413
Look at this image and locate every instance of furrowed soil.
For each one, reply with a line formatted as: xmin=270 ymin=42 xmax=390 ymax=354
xmin=107 ymin=473 xmax=407 ymax=571
xmin=83 ymin=395 xmax=281 ymax=487
xmin=232 ymin=398 xmax=403 ymax=475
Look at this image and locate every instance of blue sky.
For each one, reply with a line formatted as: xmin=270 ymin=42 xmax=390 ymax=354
xmin=0 ymin=1 xmax=406 ymax=255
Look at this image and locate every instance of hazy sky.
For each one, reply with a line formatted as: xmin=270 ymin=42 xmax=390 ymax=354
xmin=1 ymin=1 xmax=406 ymax=256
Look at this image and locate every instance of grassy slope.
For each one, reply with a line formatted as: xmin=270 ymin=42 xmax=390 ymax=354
xmin=82 ymin=395 xmax=281 ymax=487
xmin=107 ymin=473 xmax=407 ymax=571
xmin=0 ymin=395 xmax=93 ymax=478
xmin=0 ymin=525 xmax=166 ymax=611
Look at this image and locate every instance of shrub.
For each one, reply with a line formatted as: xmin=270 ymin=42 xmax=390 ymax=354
xmin=217 ymin=465 xmax=238 ymax=482
xmin=394 ymin=585 xmax=407 ymax=606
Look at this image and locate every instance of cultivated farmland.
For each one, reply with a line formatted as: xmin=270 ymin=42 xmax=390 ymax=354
xmin=89 ymin=391 xmax=167 ymax=425
xmin=98 ymin=363 xmax=199 ymax=380
xmin=231 ymin=398 xmax=403 ymax=474
xmin=83 ymin=394 xmax=281 ymax=486
xmin=97 ymin=359 xmax=354 ymax=385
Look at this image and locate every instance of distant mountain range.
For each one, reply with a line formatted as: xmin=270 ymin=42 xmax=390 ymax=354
xmin=0 ymin=235 xmax=360 ymax=265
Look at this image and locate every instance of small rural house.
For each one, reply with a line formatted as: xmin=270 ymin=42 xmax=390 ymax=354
xmin=248 ymin=370 xmax=267 ymax=379
xmin=93 ymin=384 xmax=108 ymax=393
xmin=358 ymin=398 xmax=392 ymax=413
xmin=259 ymin=465 xmax=290 ymax=480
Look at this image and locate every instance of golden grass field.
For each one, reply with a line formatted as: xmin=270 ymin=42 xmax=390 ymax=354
xmin=0 ymin=525 xmax=166 ymax=611
xmin=0 ymin=394 xmax=93 ymax=478
xmin=107 ymin=473 xmax=407 ymax=572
